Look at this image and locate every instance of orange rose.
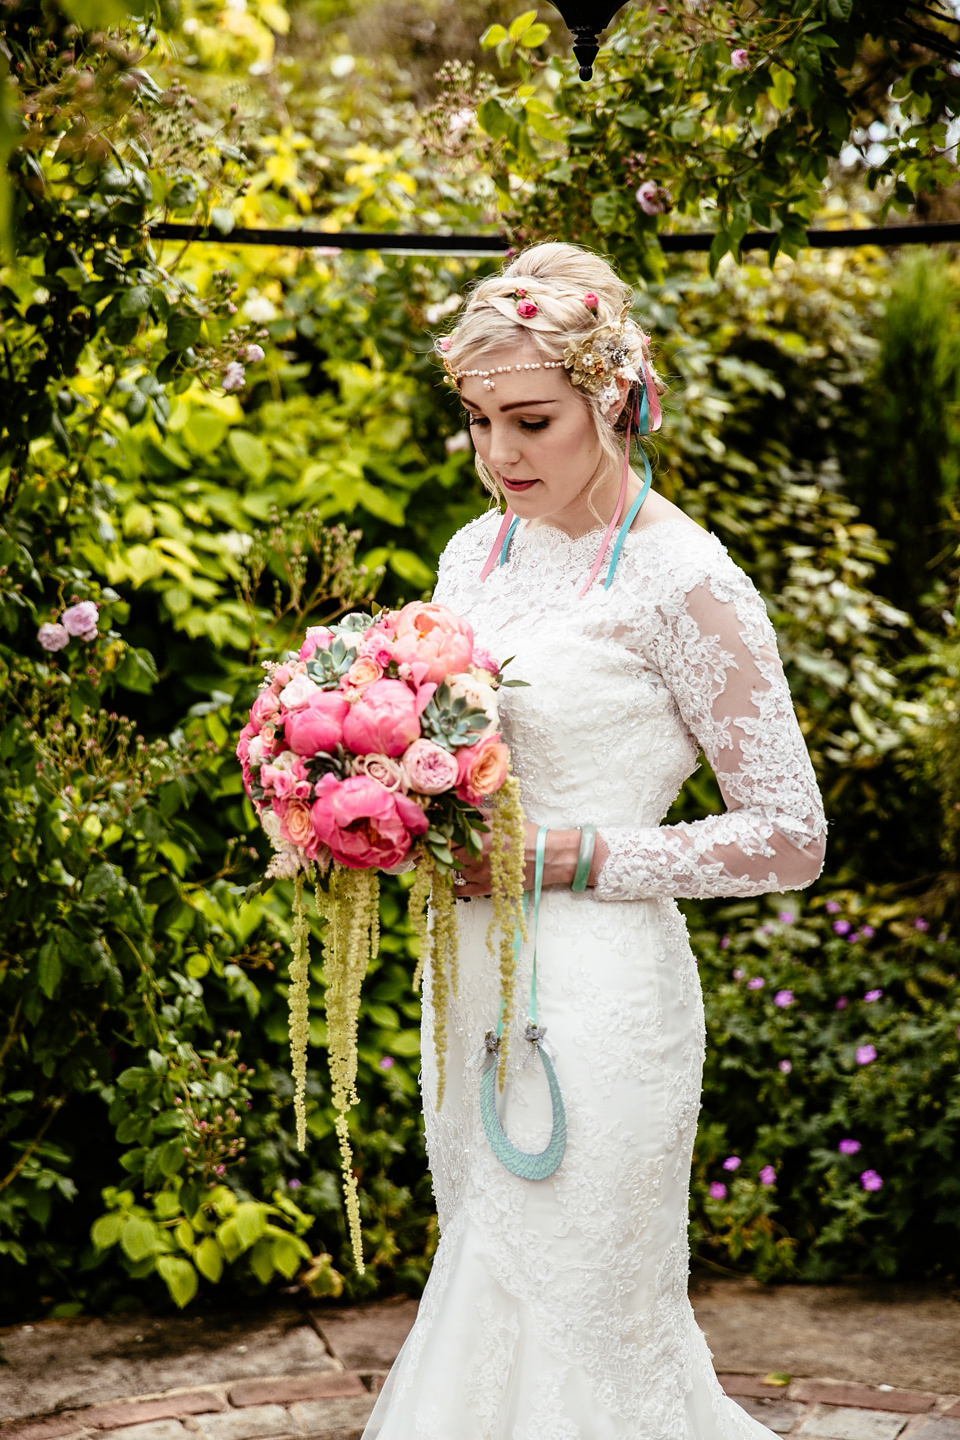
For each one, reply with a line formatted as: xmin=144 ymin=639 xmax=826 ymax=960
xmin=455 ymin=734 xmax=509 ymax=806
xmin=344 ymin=656 xmax=383 ymax=691
xmin=279 ymin=799 xmax=313 ymax=849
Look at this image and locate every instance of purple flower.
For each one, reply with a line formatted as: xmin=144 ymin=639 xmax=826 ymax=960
xmin=242 ymin=343 xmax=265 ymax=363
xmin=774 ymin=990 xmax=795 ymax=1008
xmin=709 ymin=1181 xmax=727 ymax=1200
xmin=836 ymin=997 xmax=848 ymax=1010
xmin=37 ymin=622 xmax=70 ymax=652
xmin=758 ymin=924 xmax=774 ymax=936
xmin=856 ymin=1044 xmax=877 ymax=1065
xmin=759 ymin=1165 xmax=776 ymax=1186
xmin=379 ymin=1055 xmax=395 ymax=1070
xmin=847 ymin=932 xmax=861 ymax=944
xmin=223 ymin=361 xmax=246 ymax=392
xmin=864 ymin=989 xmax=882 ymax=1003
xmin=861 ymin=1169 xmax=883 ymax=1192
xmin=747 ymin=977 xmax=765 ymax=990
xmin=833 ymin=919 xmax=852 ymax=935
xmin=838 ymin=1138 xmax=861 ymax=1155
xmin=722 ymin=1156 xmax=741 ymax=1171
xmin=61 ymin=601 xmax=98 ymax=642
xmin=861 ymin=925 xmax=875 ymax=939
xmin=779 ymin=1059 xmax=792 ymax=1074
xmin=731 ymin=47 xmax=750 ymax=69
xmin=733 ymin=967 xmax=744 ymax=980
xmin=720 ymin=936 xmax=731 ymax=950
xmin=826 ymin=900 xmax=842 ymax=914
xmin=778 ymin=911 xmax=795 ymax=924
xmin=636 ymin=180 xmax=669 ymax=215
xmin=914 ymin=917 xmax=930 ymax=932
xmin=288 ymin=1178 xmax=302 ymax=1189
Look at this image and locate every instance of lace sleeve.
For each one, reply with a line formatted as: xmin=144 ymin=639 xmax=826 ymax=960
xmin=595 ymin=541 xmax=827 ymax=901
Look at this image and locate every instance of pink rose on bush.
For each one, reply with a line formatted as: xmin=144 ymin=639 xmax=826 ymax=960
xmin=402 ymin=739 xmax=460 ymax=795
xmin=392 ymin=602 xmax=474 ymax=684
xmin=38 ymin=622 xmax=70 ymax=652
xmin=636 ymin=180 xmax=669 ymax=216
xmin=343 ymin=678 xmax=422 ymax=757
xmin=310 ymin=773 xmax=428 ymax=869
xmin=455 ymin=733 xmax=509 ymax=806
xmin=61 ymin=601 xmax=99 ymax=641
xmin=730 ymin=47 xmax=750 ymax=70
xmin=250 ymin=689 xmax=280 ymax=730
xmin=284 ymin=690 xmax=349 ymax=757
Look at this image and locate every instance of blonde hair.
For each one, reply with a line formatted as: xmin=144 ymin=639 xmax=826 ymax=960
xmin=435 ymin=242 xmax=662 ymax=517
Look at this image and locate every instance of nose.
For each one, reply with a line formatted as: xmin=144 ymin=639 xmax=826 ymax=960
xmin=487 ymin=420 xmax=521 ymax=472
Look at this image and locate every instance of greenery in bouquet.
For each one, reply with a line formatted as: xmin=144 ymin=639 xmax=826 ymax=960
xmin=239 ymin=601 xmax=527 ymax=1269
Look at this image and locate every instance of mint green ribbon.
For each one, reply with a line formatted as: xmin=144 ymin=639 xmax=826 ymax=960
xmin=479 ymin=825 xmax=567 ymax=1181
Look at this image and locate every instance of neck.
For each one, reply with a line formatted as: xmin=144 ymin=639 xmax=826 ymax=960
xmin=525 ymin=462 xmax=642 ymax=540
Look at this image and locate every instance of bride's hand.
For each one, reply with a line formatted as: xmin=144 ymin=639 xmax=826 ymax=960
xmin=450 ymin=814 xmax=541 ymax=898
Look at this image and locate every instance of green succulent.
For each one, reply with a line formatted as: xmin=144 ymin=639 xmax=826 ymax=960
xmin=420 ymin=683 xmax=491 ymax=752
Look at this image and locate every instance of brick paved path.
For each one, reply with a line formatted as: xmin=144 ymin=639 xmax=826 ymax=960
xmin=4 ymin=1278 xmax=960 ymax=1440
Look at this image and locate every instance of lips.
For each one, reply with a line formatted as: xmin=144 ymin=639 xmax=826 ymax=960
xmin=501 ymin=478 xmax=540 ymax=492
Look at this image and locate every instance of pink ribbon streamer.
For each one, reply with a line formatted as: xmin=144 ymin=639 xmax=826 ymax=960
xmin=478 ymin=509 xmax=517 ymax=582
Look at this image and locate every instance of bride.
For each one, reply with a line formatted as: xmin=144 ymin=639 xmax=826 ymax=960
xmin=361 ymin=242 xmax=826 ymax=1440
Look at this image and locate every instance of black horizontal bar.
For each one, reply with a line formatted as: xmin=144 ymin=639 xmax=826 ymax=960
xmin=147 ymin=221 xmax=960 ymax=254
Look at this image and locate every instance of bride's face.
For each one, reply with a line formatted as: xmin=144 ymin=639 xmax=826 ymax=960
xmin=459 ymin=348 xmax=612 ymax=526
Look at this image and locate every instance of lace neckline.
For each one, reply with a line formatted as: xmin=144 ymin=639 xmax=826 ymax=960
xmin=509 ymin=515 xmax=699 ymax=554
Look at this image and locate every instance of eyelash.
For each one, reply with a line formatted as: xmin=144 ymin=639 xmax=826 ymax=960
xmin=465 ymin=415 xmax=550 ymax=433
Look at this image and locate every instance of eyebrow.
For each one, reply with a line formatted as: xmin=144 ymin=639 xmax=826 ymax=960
xmin=461 ymin=398 xmax=559 ymax=412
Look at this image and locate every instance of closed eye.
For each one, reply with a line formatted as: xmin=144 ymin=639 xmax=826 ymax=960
xmin=464 ymin=414 xmax=550 ymax=433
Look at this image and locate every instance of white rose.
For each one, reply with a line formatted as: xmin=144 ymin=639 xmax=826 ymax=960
xmin=261 ymin=809 xmax=284 ymax=843
xmin=447 ymin=673 xmax=499 ymax=739
xmin=279 ymin=673 xmax=320 ymax=710
xmin=247 ymin=734 xmax=264 ymax=765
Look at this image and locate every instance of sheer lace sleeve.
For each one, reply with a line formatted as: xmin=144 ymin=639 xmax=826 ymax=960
xmin=595 ymin=538 xmax=827 ymax=902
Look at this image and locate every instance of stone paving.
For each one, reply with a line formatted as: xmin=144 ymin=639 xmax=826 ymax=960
xmin=3 ymin=1277 xmax=960 ymax=1440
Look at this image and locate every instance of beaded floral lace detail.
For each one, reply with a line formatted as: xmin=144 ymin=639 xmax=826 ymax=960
xmin=361 ymin=509 xmax=825 ymax=1440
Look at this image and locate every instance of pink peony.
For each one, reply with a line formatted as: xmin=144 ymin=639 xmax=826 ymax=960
xmin=342 ymin=678 xmax=422 ymax=757
xmin=310 ymin=772 xmax=428 ymax=869
xmin=392 ymin=602 xmax=474 ymax=684
xmin=38 ymin=622 xmax=70 ymax=652
xmin=402 ymin=739 xmax=460 ymax=795
xmin=284 ymin=690 xmax=349 ymax=757
xmin=61 ymin=601 xmax=99 ymax=641
xmin=250 ymin=689 xmax=281 ymax=731
xmin=455 ymin=733 xmax=509 ymax=806
xmin=730 ymin=47 xmax=750 ymax=70
xmin=299 ymin=628 xmax=334 ymax=662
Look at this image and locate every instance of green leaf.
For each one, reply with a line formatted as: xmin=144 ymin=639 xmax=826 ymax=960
xmin=477 ymin=98 xmax=513 ymax=143
xmin=158 ymin=1137 xmax=187 ymax=1178
xmin=210 ymin=207 xmax=235 ymax=235
xmin=518 ymin=21 xmax=549 ymax=47
xmin=768 ymin=65 xmax=797 ymax=113
xmin=388 ymin=550 xmax=435 ymax=588
xmin=117 ymin=286 xmax=152 ymax=318
xmin=385 ymin=1029 xmax=421 ymax=1057
xmin=591 ymin=192 xmax=620 ymax=230
xmin=121 ymin=1215 xmax=159 ymax=1262
xmin=826 ymin=0 xmax=852 ymax=17
xmin=59 ymin=0 xmax=130 ymax=27
xmin=234 ymin=1200 xmax=268 ymax=1250
xmin=194 ymin=1235 xmax=223 ymax=1283
xmin=709 ymin=229 xmax=731 ymax=277
xmin=156 ymin=1255 xmax=198 ymax=1308
xmin=90 ymin=1212 xmax=124 ymax=1250
xmin=508 ymin=10 xmax=537 ymax=39
xmin=166 ymin=313 xmax=202 ymax=352
xmin=228 ymin=431 xmax=270 ymax=481
xmin=116 ymin=646 xmax=159 ymax=693
xmin=37 ymin=939 xmax=61 ymax=999
xmin=479 ymin=22 xmax=508 ymax=47
xmin=248 ymin=1237 xmax=275 ymax=1285
xmin=167 ymin=178 xmax=199 ymax=211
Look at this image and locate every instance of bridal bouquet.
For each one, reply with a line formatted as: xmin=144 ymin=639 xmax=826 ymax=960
xmin=236 ymin=602 xmax=527 ymax=1269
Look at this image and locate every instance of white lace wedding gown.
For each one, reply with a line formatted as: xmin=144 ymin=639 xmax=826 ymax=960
xmin=362 ymin=509 xmax=827 ymax=1440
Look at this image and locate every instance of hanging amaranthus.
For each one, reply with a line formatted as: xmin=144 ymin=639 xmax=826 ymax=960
xmin=487 ymin=767 xmax=528 ymax=1091
xmin=288 ymin=871 xmax=312 ymax=1150
xmin=312 ymin=865 xmax=380 ymax=1274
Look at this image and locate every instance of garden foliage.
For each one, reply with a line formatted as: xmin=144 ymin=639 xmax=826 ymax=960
xmin=1 ymin=0 xmax=959 ymax=1318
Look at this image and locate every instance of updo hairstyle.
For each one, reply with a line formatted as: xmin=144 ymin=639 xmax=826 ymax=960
xmin=435 ymin=242 xmax=662 ymax=513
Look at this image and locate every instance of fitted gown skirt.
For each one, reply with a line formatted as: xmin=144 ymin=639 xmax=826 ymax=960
xmin=361 ymin=888 xmax=775 ymax=1440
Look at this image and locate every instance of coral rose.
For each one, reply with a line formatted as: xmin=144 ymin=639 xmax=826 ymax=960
xmin=284 ymin=691 xmax=350 ymax=757
xmin=392 ymin=602 xmax=474 ymax=684
xmin=344 ymin=656 xmax=383 ymax=691
xmin=310 ymin=773 xmax=428 ymax=869
xmin=277 ymin=798 xmax=316 ymax=852
xmin=402 ymin=739 xmax=460 ymax=795
xmin=455 ymin=733 xmax=509 ymax=806
xmin=342 ymin=678 xmax=421 ymax=757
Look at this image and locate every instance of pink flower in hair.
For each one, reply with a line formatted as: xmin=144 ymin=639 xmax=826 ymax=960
xmin=517 ymin=298 xmax=538 ymax=319
xmin=583 ymin=292 xmax=599 ymax=313
xmin=439 ymin=336 xmax=453 ymax=352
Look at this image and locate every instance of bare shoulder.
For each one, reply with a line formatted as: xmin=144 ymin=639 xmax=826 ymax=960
xmin=630 ymin=489 xmax=705 ymax=538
